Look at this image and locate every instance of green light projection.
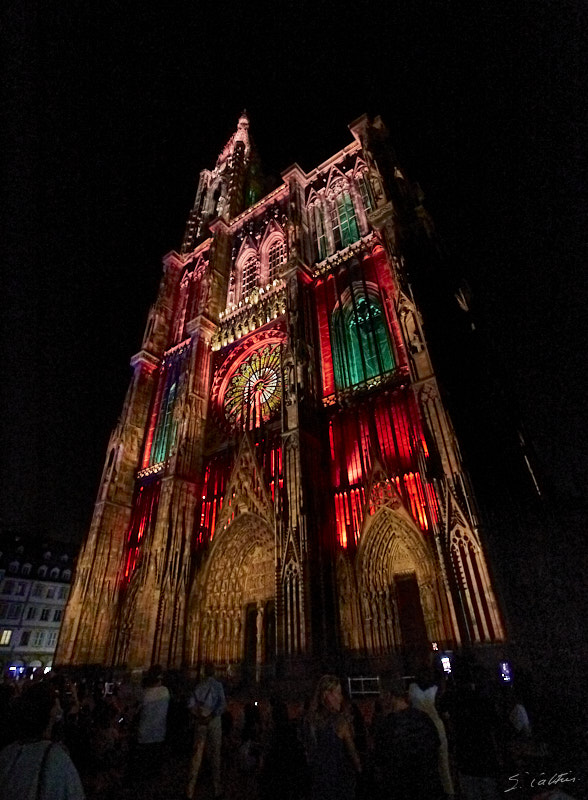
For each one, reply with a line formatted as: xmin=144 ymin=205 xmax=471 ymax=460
xmin=332 ymin=284 xmax=395 ymax=389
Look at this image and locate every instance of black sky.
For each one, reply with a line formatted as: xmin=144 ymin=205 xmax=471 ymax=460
xmin=3 ymin=1 xmax=587 ymax=543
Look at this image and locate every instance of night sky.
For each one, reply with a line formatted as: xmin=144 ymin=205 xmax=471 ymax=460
xmin=4 ymin=1 xmax=587 ymax=545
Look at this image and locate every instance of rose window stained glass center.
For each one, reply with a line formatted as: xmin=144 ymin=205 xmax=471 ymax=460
xmin=223 ymin=344 xmax=282 ymax=430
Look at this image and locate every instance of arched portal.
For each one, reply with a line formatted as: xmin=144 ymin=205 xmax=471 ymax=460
xmin=354 ymin=507 xmax=448 ymax=669
xmin=191 ymin=512 xmax=275 ymax=673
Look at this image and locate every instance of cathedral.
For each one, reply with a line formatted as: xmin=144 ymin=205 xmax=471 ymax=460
xmin=56 ymin=113 xmax=505 ymax=678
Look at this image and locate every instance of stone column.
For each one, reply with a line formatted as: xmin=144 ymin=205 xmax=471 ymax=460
xmin=255 ymin=603 xmax=264 ymax=683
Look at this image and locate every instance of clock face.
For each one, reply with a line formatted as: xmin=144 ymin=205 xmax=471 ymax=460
xmin=223 ymin=343 xmax=282 ymax=430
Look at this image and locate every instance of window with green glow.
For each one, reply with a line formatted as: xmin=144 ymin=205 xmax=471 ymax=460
xmin=315 ymin=205 xmax=328 ymax=261
xmin=331 ymin=284 xmax=395 ymax=389
xmin=358 ymin=173 xmax=374 ymax=213
xmin=336 ymin=191 xmax=360 ymax=247
xmin=150 ymin=352 xmax=185 ymax=465
xmin=329 ymin=201 xmax=342 ymax=250
xmin=246 ymin=186 xmax=260 ymax=207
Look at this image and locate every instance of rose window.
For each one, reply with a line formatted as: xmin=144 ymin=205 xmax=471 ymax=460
xmin=223 ymin=344 xmax=282 ymax=430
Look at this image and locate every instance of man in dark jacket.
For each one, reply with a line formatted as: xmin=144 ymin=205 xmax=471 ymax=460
xmin=374 ymin=681 xmax=444 ymax=800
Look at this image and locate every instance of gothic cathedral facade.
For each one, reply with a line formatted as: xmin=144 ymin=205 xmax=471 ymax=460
xmin=57 ymin=113 xmax=505 ymax=677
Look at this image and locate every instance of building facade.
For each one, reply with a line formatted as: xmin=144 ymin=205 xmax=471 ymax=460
xmin=0 ymin=538 xmax=72 ymax=675
xmin=57 ymin=113 xmax=505 ymax=677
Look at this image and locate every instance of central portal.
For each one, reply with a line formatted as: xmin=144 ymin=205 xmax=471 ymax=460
xmin=196 ymin=513 xmax=275 ymax=675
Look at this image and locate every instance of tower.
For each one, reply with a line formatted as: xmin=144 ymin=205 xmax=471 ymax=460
xmin=57 ymin=113 xmax=505 ymax=677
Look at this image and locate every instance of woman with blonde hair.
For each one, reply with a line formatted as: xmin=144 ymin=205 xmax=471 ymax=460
xmin=304 ymin=674 xmax=361 ymax=800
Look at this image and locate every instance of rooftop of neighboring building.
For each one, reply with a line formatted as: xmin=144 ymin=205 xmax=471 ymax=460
xmin=0 ymin=535 xmax=75 ymax=585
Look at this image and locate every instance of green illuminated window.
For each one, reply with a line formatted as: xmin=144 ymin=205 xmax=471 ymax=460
xmin=336 ymin=192 xmax=360 ymax=247
xmin=358 ymin=173 xmax=374 ymax=212
xmin=331 ymin=284 xmax=395 ymax=389
xmin=150 ymin=351 xmax=185 ymax=465
xmin=314 ymin=205 xmax=328 ymax=261
xmin=329 ymin=202 xmax=342 ymax=250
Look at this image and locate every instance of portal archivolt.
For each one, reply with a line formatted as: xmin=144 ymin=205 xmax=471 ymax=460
xmin=340 ymin=507 xmax=447 ymax=655
xmin=190 ymin=512 xmax=275 ymax=665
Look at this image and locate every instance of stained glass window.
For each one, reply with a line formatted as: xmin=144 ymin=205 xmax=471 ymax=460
xmin=358 ymin=173 xmax=374 ymax=213
xmin=336 ymin=191 xmax=360 ymax=247
xmin=331 ymin=284 xmax=395 ymax=389
xmin=314 ymin=205 xmax=328 ymax=260
xmin=329 ymin=201 xmax=342 ymax=251
xmin=124 ymin=479 xmax=162 ymax=581
xmin=223 ymin=344 xmax=282 ymax=430
xmin=150 ymin=350 xmax=185 ymax=465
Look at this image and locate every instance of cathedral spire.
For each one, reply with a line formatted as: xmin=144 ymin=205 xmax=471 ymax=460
xmin=181 ymin=111 xmax=254 ymax=253
xmin=216 ymin=110 xmax=251 ymax=168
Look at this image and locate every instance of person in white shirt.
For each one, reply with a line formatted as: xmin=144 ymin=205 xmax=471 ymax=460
xmin=137 ymin=665 xmax=170 ymax=746
xmin=131 ymin=664 xmax=170 ymax=781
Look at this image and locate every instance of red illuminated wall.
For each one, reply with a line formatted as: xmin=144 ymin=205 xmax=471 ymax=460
xmin=196 ymin=437 xmax=283 ymax=544
xmin=124 ymin=479 xmax=162 ymax=581
xmin=327 ymin=393 xmax=439 ymax=548
xmin=313 ymin=244 xmax=436 ymax=549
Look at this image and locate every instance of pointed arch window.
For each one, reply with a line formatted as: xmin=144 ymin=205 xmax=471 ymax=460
xmin=314 ymin=204 xmax=328 ymax=261
xmin=150 ymin=349 xmax=186 ymax=465
xmin=358 ymin=172 xmax=374 ymax=213
xmin=331 ymin=283 xmax=395 ymax=389
xmin=241 ymin=255 xmax=259 ymax=299
xmin=329 ymin=201 xmax=342 ymax=251
xmin=336 ymin=190 xmax=360 ymax=247
xmin=268 ymin=240 xmax=286 ymax=282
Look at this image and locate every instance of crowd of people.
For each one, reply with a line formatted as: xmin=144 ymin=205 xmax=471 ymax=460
xmin=0 ymin=658 xmax=582 ymax=800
